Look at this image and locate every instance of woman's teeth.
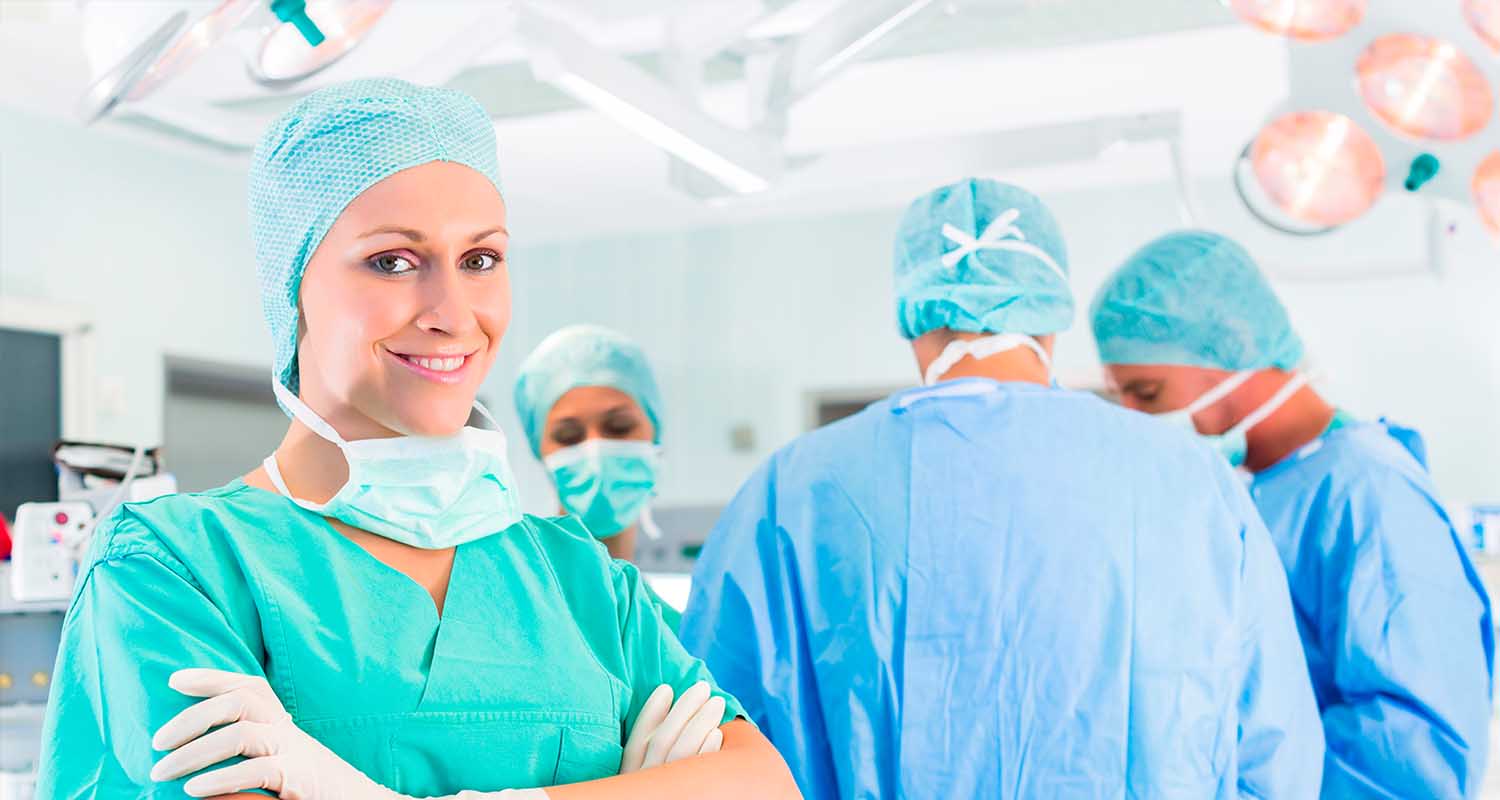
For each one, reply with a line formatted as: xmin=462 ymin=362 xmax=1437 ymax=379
xmin=406 ymin=355 xmax=464 ymax=372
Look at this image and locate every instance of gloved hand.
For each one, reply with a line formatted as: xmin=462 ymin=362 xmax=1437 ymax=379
xmin=150 ymin=669 xmax=546 ymax=800
xmin=619 ymin=681 xmax=726 ymax=773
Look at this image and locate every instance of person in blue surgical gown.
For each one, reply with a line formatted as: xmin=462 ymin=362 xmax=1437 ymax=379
xmin=679 ymin=179 xmax=1326 ymax=799
xmin=1091 ymin=229 xmax=1493 ymax=799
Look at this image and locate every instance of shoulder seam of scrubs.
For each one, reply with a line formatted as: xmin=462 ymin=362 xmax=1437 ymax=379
xmin=96 ymin=514 xmax=203 ymax=588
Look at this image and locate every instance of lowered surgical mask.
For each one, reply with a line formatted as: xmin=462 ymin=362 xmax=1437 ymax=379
xmin=264 ymin=381 xmax=523 ymax=549
xmin=1157 ymin=371 xmax=1311 ymax=467
xmin=544 ymin=439 xmax=660 ymax=540
xmin=923 ymin=333 xmax=1052 ymax=387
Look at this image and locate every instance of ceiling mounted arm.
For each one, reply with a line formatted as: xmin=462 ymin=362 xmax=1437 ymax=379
xmin=769 ymin=0 xmax=946 ymax=109
xmin=521 ymin=6 xmax=782 ymax=194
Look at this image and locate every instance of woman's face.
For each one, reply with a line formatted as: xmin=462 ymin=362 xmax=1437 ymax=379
xmin=538 ymin=386 xmax=655 ymax=459
xmin=296 ymin=161 xmax=509 ymax=438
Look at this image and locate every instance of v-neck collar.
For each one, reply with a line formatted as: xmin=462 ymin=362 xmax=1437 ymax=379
xmin=230 ymin=478 xmax=470 ymax=623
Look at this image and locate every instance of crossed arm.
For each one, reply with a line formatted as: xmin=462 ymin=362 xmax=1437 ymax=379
xmin=152 ymin=669 xmax=799 ymax=800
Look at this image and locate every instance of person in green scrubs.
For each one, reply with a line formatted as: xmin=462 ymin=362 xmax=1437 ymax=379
xmin=35 ymin=78 xmax=798 ymax=800
xmin=512 ymin=326 xmax=682 ymax=629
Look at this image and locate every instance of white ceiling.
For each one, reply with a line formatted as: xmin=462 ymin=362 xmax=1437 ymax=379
xmin=0 ymin=0 xmax=1291 ymax=242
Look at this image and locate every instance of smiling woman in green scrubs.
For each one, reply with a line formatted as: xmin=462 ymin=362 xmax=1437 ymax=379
xmin=34 ymin=78 xmax=797 ymax=800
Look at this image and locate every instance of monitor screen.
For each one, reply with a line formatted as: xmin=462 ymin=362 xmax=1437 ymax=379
xmin=0 ymin=328 xmax=61 ymax=521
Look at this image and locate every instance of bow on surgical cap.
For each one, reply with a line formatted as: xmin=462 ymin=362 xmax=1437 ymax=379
xmin=249 ymin=77 xmax=503 ymax=395
xmin=1090 ymin=230 xmax=1304 ymax=371
xmin=513 ymin=325 xmax=664 ymax=457
xmin=893 ymin=178 xmax=1073 ymax=340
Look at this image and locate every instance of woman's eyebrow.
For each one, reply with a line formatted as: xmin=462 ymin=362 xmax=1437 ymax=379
xmin=359 ymin=225 xmax=425 ymax=241
xmin=357 ymin=226 xmax=507 ymax=242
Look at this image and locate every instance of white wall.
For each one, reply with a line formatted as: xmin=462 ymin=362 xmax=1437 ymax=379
xmin=4 ymin=106 xmax=1498 ymax=521
xmin=0 ymin=108 xmax=268 ymax=446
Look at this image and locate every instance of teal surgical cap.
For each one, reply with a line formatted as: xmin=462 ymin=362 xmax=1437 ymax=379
xmin=894 ymin=178 xmax=1073 ymax=340
xmin=249 ymin=77 xmax=503 ymax=394
xmin=513 ymin=325 xmax=664 ymax=457
xmin=1090 ymin=230 xmax=1304 ymax=371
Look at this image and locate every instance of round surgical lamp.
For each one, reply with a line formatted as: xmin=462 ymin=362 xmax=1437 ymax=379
xmin=79 ymin=1 xmax=261 ymax=122
xmin=1466 ymin=0 xmax=1500 ymax=54
xmin=1235 ymin=111 xmax=1386 ymax=232
xmin=1228 ymin=0 xmax=1367 ymax=42
xmin=1357 ymin=34 xmax=1494 ymax=141
xmin=250 ymin=0 xmax=392 ymax=87
xmin=1475 ymin=151 xmax=1500 ymax=237
xmin=78 ymin=0 xmax=390 ymax=121
xmin=1232 ymin=2 xmax=1500 ymax=240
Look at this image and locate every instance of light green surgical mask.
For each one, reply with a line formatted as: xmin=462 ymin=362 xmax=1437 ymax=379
xmin=545 ymin=439 xmax=660 ymax=539
xmin=265 ymin=380 xmax=523 ymax=549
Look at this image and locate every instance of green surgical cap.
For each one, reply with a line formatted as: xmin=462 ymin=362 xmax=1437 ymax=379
xmin=894 ymin=178 xmax=1073 ymax=340
xmin=1090 ymin=230 xmax=1304 ymax=371
xmin=250 ymin=77 xmax=502 ymax=395
xmin=513 ymin=325 xmax=664 ymax=457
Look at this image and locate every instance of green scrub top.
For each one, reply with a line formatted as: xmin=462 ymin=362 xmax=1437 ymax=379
xmin=36 ymin=480 xmax=745 ymax=799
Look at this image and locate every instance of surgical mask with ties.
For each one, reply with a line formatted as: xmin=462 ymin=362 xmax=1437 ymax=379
xmin=1157 ymin=371 xmax=1311 ymax=467
xmin=263 ymin=380 xmax=524 ymax=549
xmin=544 ymin=439 xmax=660 ymax=540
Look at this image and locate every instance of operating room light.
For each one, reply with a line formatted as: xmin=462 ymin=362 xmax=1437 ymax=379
xmin=251 ymin=0 xmax=391 ymax=85
xmin=79 ymin=0 xmax=261 ymax=121
xmin=1228 ymin=0 xmax=1366 ymax=42
xmin=1475 ymin=151 xmax=1500 ymax=238
xmin=1356 ymin=34 xmax=1494 ymax=142
xmin=1466 ymin=0 xmax=1500 ymax=54
xmin=1249 ymin=111 xmax=1386 ymax=227
xmin=126 ymin=0 xmax=260 ymax=100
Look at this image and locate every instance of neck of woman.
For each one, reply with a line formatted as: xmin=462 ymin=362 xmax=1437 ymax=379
xmin=268 ymin=420 xmax=353 ymax=503
xmin=603 ymin=525 xmax=638 ymax=561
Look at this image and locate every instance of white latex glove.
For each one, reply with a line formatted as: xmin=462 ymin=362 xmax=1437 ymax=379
xmin=151 ymin=669 xmax=546 ymax=800
xmin=619 ymin=681 xmax=726 ymax=773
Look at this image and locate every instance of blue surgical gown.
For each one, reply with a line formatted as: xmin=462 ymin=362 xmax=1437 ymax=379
xmin=37 ymin=480 xmax=744 ymax=799
xmin=1249 ymin=417 xmax=1493 ymax=798
xmin=680 ymin=378 xmax=1325 ymax=798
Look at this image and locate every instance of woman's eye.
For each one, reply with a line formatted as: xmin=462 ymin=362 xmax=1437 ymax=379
xmin=369 ymin=253 xmax=415 ymax=274
xmin=603 ymin=418 xmax=637 ymax=437
xmin=463 ymin=252 xmax=500 ymax=272
xmin=551 ymin=421 xmax=585 ymax=447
